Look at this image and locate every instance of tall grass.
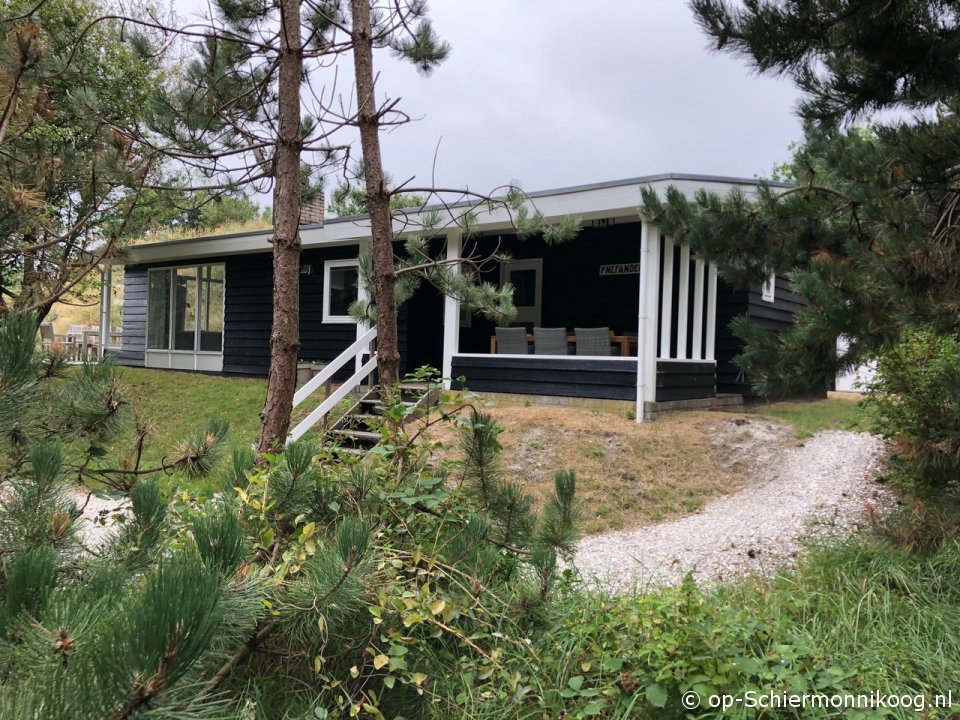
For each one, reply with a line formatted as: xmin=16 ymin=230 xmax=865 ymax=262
xmin=494 ymin=537 xmax=960 ymax=719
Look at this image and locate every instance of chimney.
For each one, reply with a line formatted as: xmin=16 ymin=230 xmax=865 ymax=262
xmin=300 ymin=194 xmax=325 ymax=226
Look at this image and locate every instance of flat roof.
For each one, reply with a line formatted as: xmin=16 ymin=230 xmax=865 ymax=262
xmin=120 ymin=172 xmax=790 ymax=265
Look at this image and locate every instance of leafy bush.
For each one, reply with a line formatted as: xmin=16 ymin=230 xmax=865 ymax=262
xmin=532 ymin=579 xmax=843 ymax=719
xmin=520 ymin=533 xmax=960 ymax=720
xmin=865 ymin=328 xmax=960 ymax=488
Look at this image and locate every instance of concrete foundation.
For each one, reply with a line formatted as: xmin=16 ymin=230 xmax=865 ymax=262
xmin=642 ymin=393 xmax=744 ymax=421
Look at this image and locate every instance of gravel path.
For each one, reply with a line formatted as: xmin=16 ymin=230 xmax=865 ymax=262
xmin=71 ymin=489 xmax=130 ymax=548
xmin=574 ymin=419 xmax=894 ymax=590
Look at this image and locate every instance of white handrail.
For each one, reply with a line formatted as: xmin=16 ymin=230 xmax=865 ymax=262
xmin=292 ymin=325 xmax=378 ymax=408
xmin=288 ymin=354 xmax=379 ymax=443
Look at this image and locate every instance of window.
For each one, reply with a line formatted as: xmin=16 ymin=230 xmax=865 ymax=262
xmin=199 ymin=265 xmax=225 ymax=351
xmin=499 ymin=258 xmax=543 ymax=326
xmin=323 ymin=259 xmax=359 ymax=323
xmin=147 ymin=264 xmax=224 ymax=352
xmin=147 ymin=269 xmax=171 ymax=350
xmin=173 ymin=268 xmax=197 ymax=350
xmin=761 ymin=271 xmax=776 ymax=303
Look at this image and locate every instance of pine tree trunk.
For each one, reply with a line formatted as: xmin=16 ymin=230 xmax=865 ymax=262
xmin=351 ymin=0 xmax=401 ymax=391
xmin=257 ymin=0 xmax=303 ymax=452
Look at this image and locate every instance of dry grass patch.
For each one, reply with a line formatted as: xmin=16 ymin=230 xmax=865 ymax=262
xmin=427 ymin=404 xmax=752 ymax=535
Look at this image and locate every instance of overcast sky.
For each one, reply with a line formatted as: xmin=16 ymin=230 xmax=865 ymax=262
xmin=173 ymin=0 xmax=806 ymax=198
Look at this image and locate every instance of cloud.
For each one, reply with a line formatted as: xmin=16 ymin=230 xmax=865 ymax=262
xmin=171 ymin=0 xmax=805 ymax=197
xmin=375 ymin=1 xmax=803 ymax=192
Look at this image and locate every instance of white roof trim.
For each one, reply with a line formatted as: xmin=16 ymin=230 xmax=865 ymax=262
xmin=120 ymin=173 xmax=781 ymax=265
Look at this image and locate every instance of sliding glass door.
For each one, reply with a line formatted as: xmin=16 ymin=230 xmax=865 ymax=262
xmin=146 ymin=264 xmax=224 ymax=371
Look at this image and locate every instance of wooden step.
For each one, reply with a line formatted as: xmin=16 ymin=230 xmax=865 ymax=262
xmin=329 ymin=428 xmax=381 ymax=442
xmin=316 ymin=382 xmax=441 ymax=457
xmin=335 ymin=413 xmax=381 ymax=431
xmin=336 ymin=429 xmax=381 ymax=443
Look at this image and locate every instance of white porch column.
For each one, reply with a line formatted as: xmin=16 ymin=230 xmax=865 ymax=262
xmin=659 ymin=236 xmax=674 ymax=358
xmin=99 ymin=265 xmax=112 ymax=358
xmin=356 ymin=239 xmax=372 ymax=374
xmin=692 ymin=258 xmax=705 ymax=360
xmin=676 ymin=243 xmax=690 ymax=359
xmin=441 ymin=230 xmax=462 ymax=389
xmin=636 ymin=221 xmax=661 ymax=421
xmin=705 ymin=262 xmax=718 ymax=362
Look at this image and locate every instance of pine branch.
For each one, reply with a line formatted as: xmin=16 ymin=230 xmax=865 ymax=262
xmin=410 ymin=501 xmax=530 ymax=556
xmin=190 ymin=620 xmax=277 ymax=707
xmin=109 ymin=630 xmax=183 ymax=720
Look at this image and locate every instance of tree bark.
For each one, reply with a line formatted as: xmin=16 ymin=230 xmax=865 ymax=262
xmin=350 ymin=0 xmax=401 ymax=391
xmin=257 ymin=0 xmax=303 ymax=452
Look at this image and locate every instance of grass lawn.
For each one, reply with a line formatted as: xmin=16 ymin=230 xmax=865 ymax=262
xmin=106 ymin=368 xmax=267 ymax=486
xmin=103 ymin=367 xmax=352 ymax=490
xmin=102 ymin=369 xmax=876 ymax=516
xmin=747 ymin=395 xmax=874 ymax=437
xmin=532 ymin=532 xmax=960 ymax=718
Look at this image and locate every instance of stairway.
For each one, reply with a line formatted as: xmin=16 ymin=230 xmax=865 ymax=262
xmin=324 ymin=382 xmax=440 ymax=455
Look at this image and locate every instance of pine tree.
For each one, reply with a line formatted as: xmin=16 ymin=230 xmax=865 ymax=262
xmin=0 ymin=0 xmax=163 ymax=322
xmin=0 ymin=312 xmax=581 ymax=718
xmin=341 ymin=0 xmax=579 ymax=388
xmin=121 ymin=0 xmax=577 ymax=444
xmin=639 ymin=1 xmax=960 ymax=394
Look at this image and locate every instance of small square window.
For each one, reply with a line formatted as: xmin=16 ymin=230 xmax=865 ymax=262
xmin=323 ymin=259 xmax=359 ymax=323
xmin=761 ymin=272 xmax=776 ymax=303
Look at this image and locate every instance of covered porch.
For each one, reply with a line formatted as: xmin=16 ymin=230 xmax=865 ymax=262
xmin=442 ymin=221 xmax=722 ymax=419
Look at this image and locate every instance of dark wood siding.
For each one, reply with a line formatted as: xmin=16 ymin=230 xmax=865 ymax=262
xmin=746 ymin=275 xmax=805 ymax=331
xmin=451 ymin=356 xmax=637 ymax=400
xmin=655 ymin=360 xmax=716 ymax=401
xmin=119 ymin=267 xmax=147 ymax=367
xmin=222 ymin=253 xmax=271 ymax=375
xmin=715 ymin=275 xmax=805 ymax=396
xmin=224 ymin=247 xmax=361 ymax=375
xmin=715 ymin=279 xmax=750 ymax=395
xmin=457 ymin=222 xmax=642 ymax=354
xmin=119 ymin=246 xmax=364 ymax=376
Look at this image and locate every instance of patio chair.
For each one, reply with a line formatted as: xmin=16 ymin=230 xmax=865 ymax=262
xmin=534 ymin=327 xmax=569 ymax=355
xmin=495 ymin=327 xmax=529 ymax=354
xmin=67 ymin=324 xmax=86 ymax=343
xmin=575 ymin=327 xmax=612 ymax=356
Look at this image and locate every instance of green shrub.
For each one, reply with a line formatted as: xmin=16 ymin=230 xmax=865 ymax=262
xmin=522 ymin=536 xmax=960 ymax=720
xmin=865 ymin=328 xmax=960 ymax=488
xmin=0 ymin=319 xmax=584 ymax=720
xmin=533 ymin=578 xmax=845 ymax=719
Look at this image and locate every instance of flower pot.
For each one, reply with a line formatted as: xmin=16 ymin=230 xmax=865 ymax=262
xmin=296 ymin=363 xmax=314 ymax=387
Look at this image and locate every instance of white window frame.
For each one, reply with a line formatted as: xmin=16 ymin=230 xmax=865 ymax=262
xmin=500 ymin=257 xmax=543 ymax=327
xmin=761 ymin=271 xmax=776 ymax=303
xmin=145 ymin=263 xmax=225 ymax=371
xmin=323 ymin=259 xmax=360 ymax=324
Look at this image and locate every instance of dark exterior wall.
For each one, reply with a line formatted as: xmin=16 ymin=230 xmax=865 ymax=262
xmin=119 ymin=268 xmax=147 ymax=367
xmin=457 ymin=222 xmax=642 ymax=353
xmin=450 ymin=356 xmax=637 ymax=400
xmin=746 ymin=275 xmax=805 ymax=331
xmin=220 ymin=253 xmax=271 ymax=375
xmin=715 ymin=279 xmax=750 ymax=395
xmin=715 ymin=275 xmax=805 ymax=395
xmin=119 ymin=246 xmax=363 ymax=375
xmin=402 ymin=284 xmax=443 ymax=371
xmin=224 ymin=247 xmax=361 ymax=375
xmin=655 ymin=360 xmax=716 ymax=401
